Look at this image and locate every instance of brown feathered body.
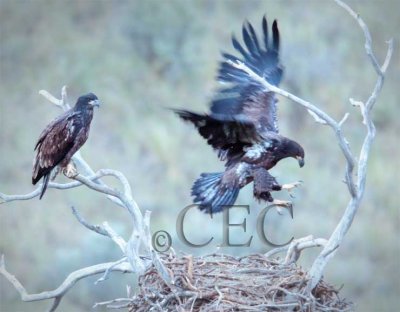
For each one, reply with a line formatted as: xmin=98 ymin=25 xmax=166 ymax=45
xmin=32 ymin=93 xmax=99 ymax=199
xmin=174 ymin=17 xmax=305 ymax=214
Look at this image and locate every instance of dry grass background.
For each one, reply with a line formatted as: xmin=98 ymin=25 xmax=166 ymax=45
xmin=0 ymin=0 xmax=399 ymax=311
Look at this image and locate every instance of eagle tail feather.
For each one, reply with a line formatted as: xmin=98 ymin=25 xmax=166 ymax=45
xmin=39 ymin=174 xmax=50 ymax=200
xmin=191 ymin=172 xmax=240 ymax=214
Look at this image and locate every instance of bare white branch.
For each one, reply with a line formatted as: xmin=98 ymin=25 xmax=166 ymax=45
xmin=228 ymin=59 xmax=358 ymax=197
xmin=305 ymin=0 xmax=394 ymax=292
xmin=1 ymin=87 xmax=157 ymax=310
xmin=264 ymin=236 xmax=327 ymax=263
xmin=284 ymin=236 xmax=328 ymax=265
xmin=1 ymin=0 xmax=394 ymax=307
xmin=350 ymin=98 xmax=367 ymax=124
xmin=339 ymin=112 xmax=350 ymax=127
xmin=38 ymin=90 xmax=63 ymax=107
xmin=102 ymin=222 xmax=128 ymax=252
xmin=38 ymin=86 xmax=70 ymax=110
xmin=0 ymin=169 xmax=123 ymax=204
xmin=381 ymin=39 xmax=394 ymax=73
xmin=334 ymin=0 xmax=383 ymax=75
xmin=93 ymin=297 xmax=133 ymax=309
xmin=60 ymin=86 xmax=70 ymax=110
xmin=94 ymin=257 xmax=128 ymax=285
xmin=0 ymin=255 xmax=132 ymax=311
xmin=233 ymin=0 xmax=393 ymax=295
xmin=70 ymin=205 xmax=109 ymax=236
xmin=307 ymin=109 xmax=328 ymax=124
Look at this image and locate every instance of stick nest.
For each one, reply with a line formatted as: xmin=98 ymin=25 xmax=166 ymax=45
xmin=129 ymin=253 xmax=352 ymax=311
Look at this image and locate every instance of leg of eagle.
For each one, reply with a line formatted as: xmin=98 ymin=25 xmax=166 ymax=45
xmin=252 ymin=167 xmax=281 ymax=202
xmin=173 ymin=17 xmax=306 ymax=214
xmin=191 ymin=166 xmax=298 ymax=214
xmin=252 ymin=168 xmax=293 ymax=211
xmin=32 ymin=93 xmax=100 ymax=199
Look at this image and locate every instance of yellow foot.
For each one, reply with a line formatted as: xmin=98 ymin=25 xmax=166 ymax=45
xmin=63 ymin=163 xmax=78 ymax=178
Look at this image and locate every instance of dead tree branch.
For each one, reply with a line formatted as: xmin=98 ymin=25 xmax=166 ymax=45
xmin=306 ymin=0 xmax=394 ymax=292
xmin=0 ymin=255 xmax=132 ymax=312
xmin=70 ymin=205 xmax=109 ymax=236
xmin=264 ymin=235 xmax=328 ymax=265
xmin=229 ymin=0 xmax=393 ymax=294
xmin=1 ymin=169 xmax=125 ymax=206
xmin=0 ymin=87 xmax=169 ymax=310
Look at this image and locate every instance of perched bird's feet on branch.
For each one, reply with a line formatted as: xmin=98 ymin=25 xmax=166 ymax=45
xmin=63 ymin=163 xmax=78 ymax=178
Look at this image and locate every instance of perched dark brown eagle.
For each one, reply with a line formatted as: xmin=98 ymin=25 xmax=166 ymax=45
xmin=174 ymin=17 xmax=305 ymax=214
xmin=32 ymin=93 xmax=100 ymax=199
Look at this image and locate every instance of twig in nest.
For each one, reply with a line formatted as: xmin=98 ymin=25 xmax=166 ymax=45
xmin=128 ymin=253 xmax=352 ymax=312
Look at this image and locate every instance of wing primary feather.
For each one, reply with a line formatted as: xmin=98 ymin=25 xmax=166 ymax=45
xmin=272 ymin=20 xmax=280 ymax=51
xmin=177 ymin=15 xmax=284 ymax=168
xmin=231 ymin=35 xmax=250 ymax=60
xmin=262 ymin=15 xmax=269 ymax=51
xmin=242 ymin=21 xmax=256 ymax=55
xmin=222 ymin=52 xmax=240 ymax=63
xmin=247 ymin=21 xmax=261 ymax=55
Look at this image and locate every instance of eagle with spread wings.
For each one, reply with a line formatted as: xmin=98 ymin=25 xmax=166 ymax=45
xmin=174 ymin=17 xmax=305 ymax=214
xmin=32 ymin=93 xmax=100 ymax=199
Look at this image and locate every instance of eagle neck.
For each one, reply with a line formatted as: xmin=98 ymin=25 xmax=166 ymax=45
xmin=74 ymin=106 xmax=94 ymax=125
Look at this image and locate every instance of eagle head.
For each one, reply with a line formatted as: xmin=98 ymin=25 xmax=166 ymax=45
xmin=290 ymin=140 xmax=305 ymax=168
xmin=75 ymin=93 xmax=100 ymax=110
xmin=280 ymin=139 xmax=305 ymax=168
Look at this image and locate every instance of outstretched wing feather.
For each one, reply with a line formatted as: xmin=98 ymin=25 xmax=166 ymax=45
xmin=212 ymin=17 xmax=283 ymax=133
xmin=173 ymin=109 xmax=260 ymax=163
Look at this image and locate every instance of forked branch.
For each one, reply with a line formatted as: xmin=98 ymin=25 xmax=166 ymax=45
xmin=0 ymin=0 xmax=393 ymax=309
xmin=0 ymin=255 xmax=132 ymax=312
xmin=0 ymin=87 xmax=169 ymax=310
xmin=306 ymin=0 xmax=393 ymax=292
xmin=231 ymin=0 xmax=393 ymax=293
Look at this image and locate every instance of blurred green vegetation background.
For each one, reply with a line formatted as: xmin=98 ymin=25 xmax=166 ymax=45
xmin=0 ymin=0 xmax=399 ymax=311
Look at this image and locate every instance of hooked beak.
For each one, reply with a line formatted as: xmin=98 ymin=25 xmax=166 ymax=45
xmin=297 ymin=156 xmax=305 ymax=168
xmin=89 ymin=99 xmax=100 ymax=107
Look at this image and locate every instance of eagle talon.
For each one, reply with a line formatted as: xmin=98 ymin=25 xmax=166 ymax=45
xmin=31 ymin=93 xmax=99 ymax=199
xmin=272 ymin=199 xmax=293 ymax=208
xmin=281 ymin=181 xmax=302 ymax=192
xmin=171 ymin=18 xmax=305 ymax=214
xmin=255 ymin=191 xmax=273 ymax=202
xmin=271 ymin=199 xmax=293 ymax=215
xmin=63 ymin=163 xmax=78 ymax=178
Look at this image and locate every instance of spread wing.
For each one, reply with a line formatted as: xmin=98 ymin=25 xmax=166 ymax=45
xmin=210 ymin=16 xmax=283 ymax=133
xmin=32 ymin=111 xmax=80 ymax=185
xmin=173 ymin=109 xmax=261 ymax=163
xmin=173 ymin=17 xmax=283 ymax=166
